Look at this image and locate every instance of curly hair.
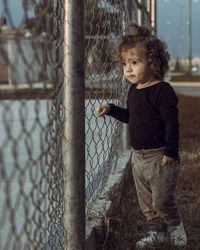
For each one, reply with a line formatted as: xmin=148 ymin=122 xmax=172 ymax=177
xmin=118 ymin=23 xmax=170 ymax=80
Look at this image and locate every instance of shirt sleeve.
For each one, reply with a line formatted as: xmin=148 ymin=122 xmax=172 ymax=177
xmin=157 ymin=84 xmax=179 ymax=159
xmin=106 ymin=102 xmax=129 ymax=123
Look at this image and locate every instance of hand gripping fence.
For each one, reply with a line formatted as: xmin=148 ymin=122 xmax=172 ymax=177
xmin=0 ymin=0 xmax=154 ymax=249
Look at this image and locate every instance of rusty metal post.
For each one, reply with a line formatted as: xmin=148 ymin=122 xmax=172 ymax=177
xmin=64 ymin=0 xmax=85 ymax=249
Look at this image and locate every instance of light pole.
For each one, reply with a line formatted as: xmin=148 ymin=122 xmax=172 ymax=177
xmin=188 ymin=0 xmax=192 ymax=75
xmin=170 ymin=1 xmax=187 ymax=72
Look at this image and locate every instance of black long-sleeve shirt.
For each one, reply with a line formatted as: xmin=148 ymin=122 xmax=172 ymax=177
xmin=107 ymin=81 xmax=179 ymax=160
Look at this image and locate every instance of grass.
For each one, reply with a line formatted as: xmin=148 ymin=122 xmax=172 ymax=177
xmin=98 ymin=94 xmax=200 ymax=250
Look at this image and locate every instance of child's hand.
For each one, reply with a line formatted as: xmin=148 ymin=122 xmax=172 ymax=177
xmin=161 ymin=155 xmax=177 ymax=166
xmin=96 ymin=105 xmax=110 ymax=118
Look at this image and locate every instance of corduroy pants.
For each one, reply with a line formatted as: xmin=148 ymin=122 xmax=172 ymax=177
xmin=131 ymin=147 xmax=181 ymax=232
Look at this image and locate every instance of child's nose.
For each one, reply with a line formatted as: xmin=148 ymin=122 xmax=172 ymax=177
xmin=125 ymin=63 xmax=132 ymax=72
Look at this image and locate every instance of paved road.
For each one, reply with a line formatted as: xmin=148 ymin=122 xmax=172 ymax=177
xmin=174 ymin=86 xmax=200 ymax=96
xmin=171 ymin=82 xmax=200 ymax=96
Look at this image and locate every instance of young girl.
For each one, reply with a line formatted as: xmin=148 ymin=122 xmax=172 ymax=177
xmin=96 ymin=24 xmax=187 ymax=249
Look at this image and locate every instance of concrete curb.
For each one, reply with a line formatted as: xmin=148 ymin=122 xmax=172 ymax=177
xmin=86 ymin=149 xmax=132 ymax=250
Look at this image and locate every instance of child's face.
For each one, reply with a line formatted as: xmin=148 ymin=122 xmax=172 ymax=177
xmin=121 ymin=47 xmax=155 ymax=85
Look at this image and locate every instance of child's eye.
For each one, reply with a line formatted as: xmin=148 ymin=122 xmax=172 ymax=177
xmin=122 ymin=62 xmax=126 ymax=67
xmin=132 ymin=61 xmax=137 ymax=65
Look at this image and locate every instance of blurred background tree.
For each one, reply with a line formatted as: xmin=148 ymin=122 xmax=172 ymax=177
xmin=85 ymin=0 xmax=124 ymax=75
xmin=23 ymin=0 xmax=54 ymax=35
xmin=23 ymin=0 xmax=124 ymax=74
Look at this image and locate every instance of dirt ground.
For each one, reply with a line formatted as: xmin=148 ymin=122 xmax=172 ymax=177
xmin=98 ymin=94 xmax=200 ymax=250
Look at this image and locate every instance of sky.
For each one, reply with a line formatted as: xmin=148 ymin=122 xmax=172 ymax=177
xmin=0 ymin=0 xmax=200 ymax=58
xmin=157 ymin=0 xmax=200 ymax=58
xmin=0 ymin=0 xmax=34 ymax=28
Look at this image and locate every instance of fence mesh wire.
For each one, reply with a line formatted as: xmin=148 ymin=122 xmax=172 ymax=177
xmin=0 ymin=0 xmax=152 ymax=249
xmin=85 ymin=0 xmax=152 ymax=210
xmin=0 ymin=1 xmax=65 ymax=249
xmin=85 ymin=0 xmax=128 ymax=210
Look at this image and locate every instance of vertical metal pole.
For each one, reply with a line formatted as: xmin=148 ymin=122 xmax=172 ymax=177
xmin=127 ymin=0 xmax=133 ymax=21
xmin=64 ymin=0 xmax=85 ymax=249
xmin=151 ymin=0 xmax=157 ymax=35
xmin=141 ymin=0 xmax=145 ymax=26
xmin=121 ymin=4 xmax=131 ymax=151
xmin=137 ymin=0 xmax=142 ymax=26
xmin=122 ymin=122 xmax=131 ymax=150
xmin=178 ymin=5 xmax=183 ymax=68
xmin=188 ymin=0 xmax=192 ymax=75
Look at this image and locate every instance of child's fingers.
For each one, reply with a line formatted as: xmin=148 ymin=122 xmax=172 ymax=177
xmin=99 ymin=110 xmax=106 ymax=117
xmin=161 ymin=157 xmax=166 ymax=166
xmin=96 ymin=107 xmax=105 ymax=118
xmin=161 ymin=155 xmax=176 ymax=167
xmin=96 ymin=106 xmax=108 ymax=118
xmin=96 ymin=107 xmax=101 ymax=116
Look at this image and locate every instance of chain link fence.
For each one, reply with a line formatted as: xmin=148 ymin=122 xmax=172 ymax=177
xmin=85 ymin=0 xmax=128 ymax=211
xmin=0 ymin=0 xmax=154 ymax=249
xmin=85 ymin=0 xmax=155 ymax=210
xmin=0 ymin=1 xmax=65 ymax=249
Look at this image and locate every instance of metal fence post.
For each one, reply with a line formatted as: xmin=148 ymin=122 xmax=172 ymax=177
xmin=121 ymin=6 xmax=131 ymax=152
xmin=64 ymin=0 xmax=85 ymax=249
xmin=122 ymin=123 xmax=131 ymax=151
